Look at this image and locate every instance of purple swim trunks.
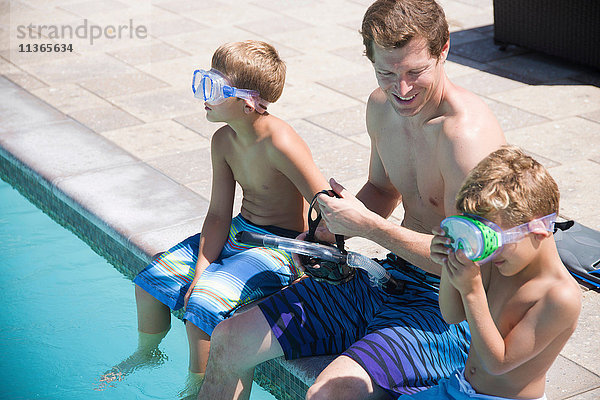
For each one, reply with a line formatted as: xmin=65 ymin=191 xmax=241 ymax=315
xmin=258 ymin=254 xmax=471 ymax=396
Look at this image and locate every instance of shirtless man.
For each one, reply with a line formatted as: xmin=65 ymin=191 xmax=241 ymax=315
xmin=112 ymin=40 xmax=328 ymax=397
xmin=198 ymin=1 xmax=506 ymax=399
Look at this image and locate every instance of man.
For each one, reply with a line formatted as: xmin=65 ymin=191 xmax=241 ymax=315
xmin=198 ymin=1 xmax=506 ymax=399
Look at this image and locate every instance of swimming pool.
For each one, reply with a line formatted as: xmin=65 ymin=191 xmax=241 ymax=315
xmin=0 ymin=178 xmax=276 ymax=399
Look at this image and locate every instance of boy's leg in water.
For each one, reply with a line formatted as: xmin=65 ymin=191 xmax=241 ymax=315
xmin=136 ymin=283 xmax=172 ymax=335
xmin=178 ymin=322 xmax=210 ymax=399
xmin=187 ymin=322 xmax=211 ymax=373
xmin=99 ymin=285 xmax=171 ymax=385
xmin=199 ymin=306 xmax=284 ymax=400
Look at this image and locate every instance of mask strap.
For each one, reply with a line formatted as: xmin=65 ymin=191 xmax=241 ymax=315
xmin=528 ymin=212 xmax=557 ymax=233
xmin=227 ymin=87 xmax=270 ymax=114
xmin=502 ymin=213 xmax=557 ymax=243
xmin=253 ymin=100 xmax=269 ymax=114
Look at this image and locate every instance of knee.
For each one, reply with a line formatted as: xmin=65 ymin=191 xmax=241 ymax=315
xmin=135 ymin=284 xmax=167 ymax=312
xmin=306 ymin=380 xmax=339 ymax=400
xmin=306 ymin=375 xmax=372 ymax=400
xmin=207 ymin=318 xmax=241 ymax=366
xmin=135 ymin=284 xmax=150 ymax=301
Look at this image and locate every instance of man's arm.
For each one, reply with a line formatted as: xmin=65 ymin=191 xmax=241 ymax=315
xmin=321 ymin=184 xmax=442 ymax=275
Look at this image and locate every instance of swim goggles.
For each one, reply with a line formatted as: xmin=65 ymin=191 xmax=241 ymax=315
xmin=191 ymin=68 xmax=268 ymax=113
xmin=440 ymin=212 xmax=557 ymax=263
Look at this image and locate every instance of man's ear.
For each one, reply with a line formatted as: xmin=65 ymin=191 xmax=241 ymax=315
xmin=439 ymin=39 xmax=450 ymax=63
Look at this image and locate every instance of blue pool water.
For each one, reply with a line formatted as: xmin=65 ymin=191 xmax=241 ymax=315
xmin=0 ymin=178 xmax=276 ymax=400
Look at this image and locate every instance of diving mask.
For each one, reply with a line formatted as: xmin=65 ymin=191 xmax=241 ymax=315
xmin=440 ymin=213 xmax=557 ymax=263
xmin=192 ymin=68 xmax=268 ymax=113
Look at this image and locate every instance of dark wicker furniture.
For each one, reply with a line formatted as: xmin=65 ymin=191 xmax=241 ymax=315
xmin=493 ymin=0 xmax=600 ymax=69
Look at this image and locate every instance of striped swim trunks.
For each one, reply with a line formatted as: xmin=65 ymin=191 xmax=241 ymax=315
xmin=258 ymin=253 xmax=471 ymax=396
xmin=134 ymin=214 xmax=302 ymax=335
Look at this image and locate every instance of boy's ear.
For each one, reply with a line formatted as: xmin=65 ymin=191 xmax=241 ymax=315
xmin=243 ymin=99 xmax=256 ymax=114
xmin=528 ymin=220 xmax=552 ymax=240
xmin=532 ymin=230 xmax=552 ymax=241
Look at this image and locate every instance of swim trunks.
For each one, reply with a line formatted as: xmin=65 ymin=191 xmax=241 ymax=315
xmin=134 ymin=214 xmax=302 ymax=335
xmin=258 ymin=253 xmax=471 ymax=396
xmin=397 ymin=369 xmax=547 ymax=400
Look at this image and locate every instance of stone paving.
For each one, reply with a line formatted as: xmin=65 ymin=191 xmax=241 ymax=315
xmin=1 ymin=0 xmax=599 ymax=399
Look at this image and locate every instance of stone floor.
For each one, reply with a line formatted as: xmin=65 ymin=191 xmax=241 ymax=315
xmin=1 ymin=0 xmax=599 ymax=399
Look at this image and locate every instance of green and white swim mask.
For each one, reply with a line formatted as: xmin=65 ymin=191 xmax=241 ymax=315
xmin=440 ymin=213 xmax=557 ymax=263
xmin=192 ymin=68 xmax=268 ymax=113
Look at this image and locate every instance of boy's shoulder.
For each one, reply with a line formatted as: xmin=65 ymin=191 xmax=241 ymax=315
xmin=533 ymin=258 xmax=582 ymax=327
xmin=544 ymin=271 xmax=581 ymax=314
xmin=213 ymin=124 xmax=236 ymax=139
xmin=257 ymin=115 xmax=303 ymax=149
xmin=210 ymin=124 xmax=236 ymax=150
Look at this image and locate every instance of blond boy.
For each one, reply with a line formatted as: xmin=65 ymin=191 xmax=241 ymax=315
xmin=416 ymin=145 xmax=581 ymax=400
xmin=114 ymin=40 xmax=327 ymax=393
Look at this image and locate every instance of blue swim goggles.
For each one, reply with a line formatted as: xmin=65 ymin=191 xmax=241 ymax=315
xmin=440 ymin=212 xmax=557 ymax=263
xmin=192 ymin=68 xmax=268 ymax=113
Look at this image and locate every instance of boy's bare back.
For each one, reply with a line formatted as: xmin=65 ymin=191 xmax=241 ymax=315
xmin=212 ymin=114 xmax=321 ymax=233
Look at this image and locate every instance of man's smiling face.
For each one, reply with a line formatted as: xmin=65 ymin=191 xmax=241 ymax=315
xmin=372 ymin=37 xmax=447 ymax=118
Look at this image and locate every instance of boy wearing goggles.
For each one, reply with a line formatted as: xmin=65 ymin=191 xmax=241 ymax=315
xmin=128 ymin=40 xmax=328 ymax=396
xmin=414 ymin=146 xmax=582 ymax=400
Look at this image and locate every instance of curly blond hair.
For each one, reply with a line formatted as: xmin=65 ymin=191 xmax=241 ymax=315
xmin=456 ymin=145 xmax=560 ymax=226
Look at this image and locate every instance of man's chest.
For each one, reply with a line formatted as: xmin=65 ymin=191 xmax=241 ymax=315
xmin=376 ymin=133 xmax=444 ymax=210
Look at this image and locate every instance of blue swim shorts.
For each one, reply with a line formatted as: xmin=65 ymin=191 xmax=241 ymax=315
xmin=397 ymin=369 xmax=547 ymax=400
xmin=258 ymin=253 xmax=471 ymax=396
xmin=134 ymin=214 xmax=302 ymax=335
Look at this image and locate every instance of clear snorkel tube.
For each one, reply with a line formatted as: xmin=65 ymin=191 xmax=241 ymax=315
xmin=346 ymin=251 xmax=393 ymax=287
xmin=235 ymin=231 xmax=398 ymax=290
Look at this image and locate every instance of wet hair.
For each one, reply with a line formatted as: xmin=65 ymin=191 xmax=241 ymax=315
xmin=360 ymin=0 xmax=449 ymax=62
xmin=456 ymin=145 xmax=560 ymax=226
xmin=211 ymin=40 xmax=286 ymax=103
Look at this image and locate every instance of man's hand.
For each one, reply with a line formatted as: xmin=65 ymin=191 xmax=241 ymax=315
xmin=316 ymin=178 xmax=377 ymax=238
xmin=314 ymin=223 xmax=336 ymax=244
xmin=431 ymin=226 xmax=482 ymax=294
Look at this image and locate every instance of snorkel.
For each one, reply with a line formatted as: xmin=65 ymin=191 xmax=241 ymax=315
xmin=236 ymin=190 xmax=404 ymax=293
xmin=440 ymin=213 xmax=557 ymax=263
xmin=235 ymin=231 xmax=403 ymax=293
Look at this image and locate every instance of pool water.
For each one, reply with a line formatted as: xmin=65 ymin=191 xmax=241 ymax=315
xmin=0 ymin=178 xmax=276 ymax=400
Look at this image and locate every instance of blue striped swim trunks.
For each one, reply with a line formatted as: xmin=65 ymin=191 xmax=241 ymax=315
xmin=134 ymin=214 xmax=302 ymax=335
xmin=258 ymin=253 xmax=471 ymax=396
